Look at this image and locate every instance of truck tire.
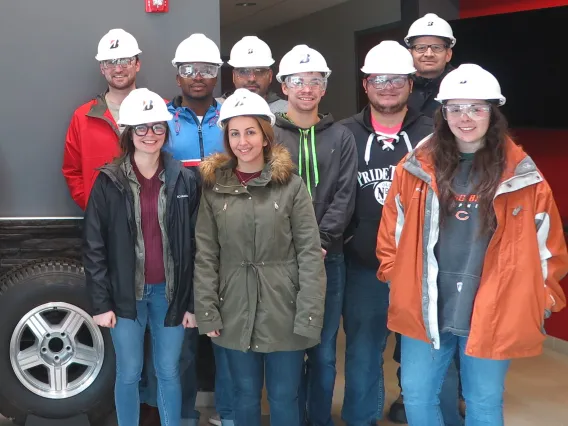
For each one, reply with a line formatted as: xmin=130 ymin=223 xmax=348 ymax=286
xmin=0 ymin=259 xmax=115 ymax=425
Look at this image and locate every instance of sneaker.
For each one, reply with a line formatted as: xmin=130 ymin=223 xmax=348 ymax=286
xmin=388 ymin=394 xmax=408 ymax=424
xmin=208 ymin=413 xmax=222 ymax=426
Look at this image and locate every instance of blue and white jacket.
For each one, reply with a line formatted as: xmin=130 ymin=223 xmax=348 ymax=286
xmin=165 ymin=96 xmax=224 ymax=166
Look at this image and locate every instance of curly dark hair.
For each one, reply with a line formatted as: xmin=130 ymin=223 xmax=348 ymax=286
xmin=427 ymin=103 xmax=510 ymax=233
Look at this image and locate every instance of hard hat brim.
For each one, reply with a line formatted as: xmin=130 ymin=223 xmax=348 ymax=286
xmin=117 ymin=111 xmax=174 ymax=126
xmin=96 ymin=48 xmax=142 ymax=62
xmin=227 ymin=59 xmax=276 ymax=68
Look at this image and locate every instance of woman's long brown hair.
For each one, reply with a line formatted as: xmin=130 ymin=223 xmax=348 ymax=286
xmin=428 ymin=104 xmax=509 ymax=233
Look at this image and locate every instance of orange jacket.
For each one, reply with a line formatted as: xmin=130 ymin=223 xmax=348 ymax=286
xmin=377 ymin=138 xmax=568 ymax=360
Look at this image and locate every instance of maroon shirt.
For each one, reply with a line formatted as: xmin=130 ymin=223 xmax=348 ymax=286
xmin=132 ymin=158 xmax=166 ymax=285
xmin=234 ymin=169 xmax=262 ymax=185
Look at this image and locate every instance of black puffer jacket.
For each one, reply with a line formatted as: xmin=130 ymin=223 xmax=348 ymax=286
xmin=408 ymin=64 xmax=454 ymax=118
xmin=83 ymin=152 xmax=200 ymax=326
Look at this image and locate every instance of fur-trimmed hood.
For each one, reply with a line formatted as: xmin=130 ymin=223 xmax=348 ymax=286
xmin=199 ymin=144 xmax=295 ymax=187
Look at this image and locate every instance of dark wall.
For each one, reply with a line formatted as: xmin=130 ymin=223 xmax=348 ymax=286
xmin=0 ymin=0 xmax=220 ymax=217
xmin=448 ymin=6 xmax=566 ymax=129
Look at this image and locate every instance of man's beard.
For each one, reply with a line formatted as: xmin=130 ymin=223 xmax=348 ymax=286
xmin=107 ymin=74 xmax=136 ymax=90
xmin=370 ymin=99 xmax=406 ymax=115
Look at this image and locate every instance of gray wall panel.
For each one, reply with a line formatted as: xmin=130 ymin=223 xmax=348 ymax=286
xmin=0 ymin=0 xmax=220 ymax=216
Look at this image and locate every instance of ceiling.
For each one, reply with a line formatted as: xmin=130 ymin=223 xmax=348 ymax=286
xmin=220 ymin=0 xmax=350 ymax=33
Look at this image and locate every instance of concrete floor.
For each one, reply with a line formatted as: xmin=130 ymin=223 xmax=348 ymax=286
xmin=2 ymin=331 xmax=568 ymax=425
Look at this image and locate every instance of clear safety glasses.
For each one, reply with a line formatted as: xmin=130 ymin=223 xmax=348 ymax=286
xmin=410 ymin=44 xmax=448 ymax=54
xmin=442 ymin=104 xmax=492 ymax=121
xmin=177 ymin=63 xmax=220 ymax=79
xmin=101 ymin=57 xmax=137 ymax=69
xmin=234 ymin=68 xmax=271 ymax=79
xmin=284 ymin=76 xmax=327 ymax=90
xmin=133 ymin=123 xmax=167 ymax=137
xmin=366 ymin=75 xmax=408 ymax=90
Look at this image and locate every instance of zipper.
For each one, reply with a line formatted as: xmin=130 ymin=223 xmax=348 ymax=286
xmin=198 ymin=124 xmax=204 ymax=159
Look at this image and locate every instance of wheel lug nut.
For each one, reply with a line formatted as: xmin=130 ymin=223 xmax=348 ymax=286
xmin=46 ymin=334 xmax=51 ymax=338
xmin=66 ymin=346 xmax=71 ymax=351
xmin=61 ymin=333 xmax=66 ymax=337
xmin=41 ymin=347 xmax=47 ymax=353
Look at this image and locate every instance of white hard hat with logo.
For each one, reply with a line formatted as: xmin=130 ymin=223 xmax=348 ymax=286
xmin=405 ymin=13 xmax=456 ymax=47
xmin=361 ymin=41 xmax=416 ymax=75
xmin=218 ymin=88 xmax=276 ymax=128
xmin=117 ymin=88 xmax=173 ymax=126
xmin=228 ymin=36 xmax=275 ymax=68
xmin=172 ymin=33 xmax=223 ymax=66
xmin=435 ymin=64 xmax=506 ymax=105
xmin=96 ymin=29 xmax=142 ymax=61
xmin=276 ymin=44 xmax=331 ymax=83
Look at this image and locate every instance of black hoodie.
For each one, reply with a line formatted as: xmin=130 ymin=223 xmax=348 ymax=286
xmin=274 ymin=113 xmax=358 ymax=254
xmin=408 ymin=64 xmax=455 ymax=118
xmin=339 ymin=106 xmax=433 ymax=269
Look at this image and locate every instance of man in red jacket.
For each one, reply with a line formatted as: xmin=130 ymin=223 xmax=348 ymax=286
xmin=62 ymin=28 xmax=141 ymax=210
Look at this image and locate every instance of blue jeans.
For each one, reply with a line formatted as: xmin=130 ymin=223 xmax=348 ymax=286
xmin=225 ymin=348 xmax=305 ymax=426
xmin=140 ymin=312 xmax=200 ymax=423
xmin=110 ymin=284 xmax=185 ymax=426
xmin=300 ymin=253 xmax=345 ymax=426
xmin=341 ymin=260 xmax=390 ymax=426
xmin=401 ymin=333 xmax=510 ymax=426
xmin=395 ymin=333 xmax=462 ymax=425
xmin=212 ymin=342 xmax=235 ymax=424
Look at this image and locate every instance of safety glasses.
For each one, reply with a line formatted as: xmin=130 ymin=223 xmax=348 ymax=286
xmin=410 ymin=44 xmax=448 ymax=54
xmin=284 ymin=76 xmax=327 ymax=90
xmin=133 ymin=123 xmax=167 ymax=137
xmin=101 ymin=57 xmax=136 ymax=69
xmin=234 ymin=68 xmax=271 ymax=79
xmin=442 ymin=104 xmax=492 ymax=121
xmin=366 ymin=75 xmax=408 ymax=90
xmin=177 ymin=63 xmax=219 ymax=79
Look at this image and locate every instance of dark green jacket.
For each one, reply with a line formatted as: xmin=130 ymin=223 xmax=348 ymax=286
xmin=194 ymin=145 xmax=326 ymax=352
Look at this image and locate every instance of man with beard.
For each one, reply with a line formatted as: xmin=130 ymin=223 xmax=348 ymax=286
xmin=161 ymin=33 xmax=225 ymax=426
xmin=406 ymin=13 xmax=456 ymax=118
xmin=223 ymin=36 xmax=287 ymax=113
xmin=62 ymin=28 xmax=141 ymax=210
xmin=339 ymin=41 xmax=433 ymax=426
xmin=165 ymin=33 xmax=224 ymax=167
xmin=274 ymin=44 xmax=358 ymax=426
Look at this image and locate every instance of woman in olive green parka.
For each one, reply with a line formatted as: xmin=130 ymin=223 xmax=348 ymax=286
xmin=194 ymin=88 xmax=325 ymax=426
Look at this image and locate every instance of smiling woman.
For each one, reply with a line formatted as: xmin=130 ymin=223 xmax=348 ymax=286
xmin=377 ymin=63 xmax=568 ymax=425
xmin=82 ymin=88 xmax=201 ymax=426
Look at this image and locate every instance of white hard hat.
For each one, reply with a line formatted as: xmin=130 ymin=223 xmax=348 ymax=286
xmin=117 ymin=88 xmax=173 ymax=126
xmin=405 ymin=13 xmax=456 ymax=48
xmin=228 ymin=36 xmax=275 ymax=68
xmin=361 ymin=41 xmax=416 ymax=75
xmin=172 ymin=33 xmax=223 ymax=67
xmin=435 ymin=64 xmax=506 ymax=106
xmin=276 ymin=44 xmax=331 ymax=83
xmin=218 ymin=88 xmax=276 ymax=128
xmin=96 ymin=29 xmax=141 ymax=61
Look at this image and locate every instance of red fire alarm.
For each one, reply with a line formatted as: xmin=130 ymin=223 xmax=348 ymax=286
xmin=146 ymin=0 xmax=169 ymax=13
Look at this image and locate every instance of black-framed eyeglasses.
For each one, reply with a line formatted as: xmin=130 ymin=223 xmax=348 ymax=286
xmin=178 ymin=63 xmax=219 ymax=79
xmin=410 ymin=44 xmax=448 ymax=54
xmin=101 ymin=57 xmax=136 ymax=69
xmin=133 ymin=123 xmax=168 ymax=136
xmin=366 ymin=75 xmax=408 ymax=90
xmin=235 ymin=68 xmax=271 ymax=79
xmin=442 ymin=104 xmax=492 ymax=121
